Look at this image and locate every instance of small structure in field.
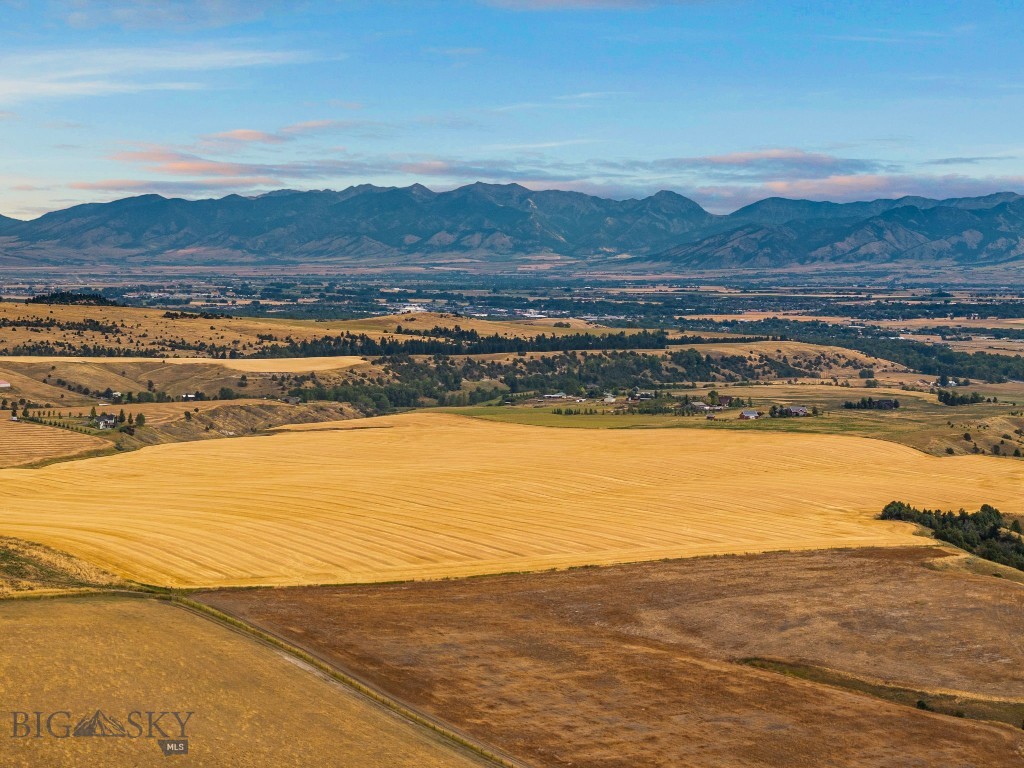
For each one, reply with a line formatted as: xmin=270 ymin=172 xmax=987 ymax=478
xmin=543 ymin=392 xmax=568 ymax=399
xmin=0 ymin=380 xmax=10 ymax=389
xmin=782 ymin=405 xmax=811 ymax=417
xmin=717 ymin=395 xmax=734 ymax=407
xmin=96 ymin=414 xmax=118 ymax=430
xmin=739 ymin=410 xmax=760 ymax=420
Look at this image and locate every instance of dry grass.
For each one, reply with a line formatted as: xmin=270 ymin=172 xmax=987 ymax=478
xmin=332 ymin=311 xmax=609 ymax=337
xmin=0 ymin=597 xmax=488 ymax=767
xmin=671 ymin=339 xmax=903 ymax=375
xmin=0 ymin=303 xmax=617 ymax=360
xmin=0 ymin=418 xmax=108 ymax=468
xmin=201 ymin=548 xmax=1024 ymax=768
xmin=0 ymin=535 xmax=126 ymax=596
xmin=0 ymin=355 xmax=366 ymax=373
xmin=0 ymin=412 xmax=1020 ymax=588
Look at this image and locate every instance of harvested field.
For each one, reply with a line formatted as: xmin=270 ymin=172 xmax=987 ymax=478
xmin=331 ymin=311 xmax=608 ymax=337
xmin=0 ymin=303 xmax=619 ymax=359
xmin=0 ymin=536 xmax=125 ymax=596
xmin=0 ymin=597 xmax=489 ymax=767
xmin=0 ymin=417 xmax=108 ymax=467
xmin=0 ymin=412 xmax=1021 ymax=587
xmin=201 ymin=548 xmax=1024 ymax=768
xmin=0 ymin=355 xmax=366 ymax=372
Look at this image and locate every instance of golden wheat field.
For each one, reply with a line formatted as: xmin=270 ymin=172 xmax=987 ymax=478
xmin=0 ymin=418 xmax=108 ymax=467
xmin=0 ymin=355 xmax=366 ymax=373
xmin=0 ymin=413 xmax=1020 ymax=588
xmin=0 ymin=598 xmax=488 ymax=768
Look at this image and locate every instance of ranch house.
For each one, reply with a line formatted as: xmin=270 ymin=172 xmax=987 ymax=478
xmin=96 ymin=414 xmax=118 ymax=430
xmin=782 ymin=406 xmax=811 ymax=417
xmin=739 ymin=410 xmax=760 ymax=420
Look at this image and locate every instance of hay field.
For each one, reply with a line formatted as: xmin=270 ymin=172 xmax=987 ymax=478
xmin=0 ymin=413 xmax=1021 ymax=588
xmin=0 ymin=598 xmax=489 ymax=768
xmin=0 ymin=303 xmax=615 ymax=358
xmin=332 ymin=311 xmax=609 ymax=337
xmin=0 ymin=418 xmax=108 ymax=468
xmin=0 ymin=355 xmax=366 ymax=373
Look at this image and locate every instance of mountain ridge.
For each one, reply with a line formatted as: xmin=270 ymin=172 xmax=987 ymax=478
xmin=2 ymin=183 xmax=1023 ymax=275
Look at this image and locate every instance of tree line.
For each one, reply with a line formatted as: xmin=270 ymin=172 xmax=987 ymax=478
xmin=880 ymin=500 xmax=1024 ymax=571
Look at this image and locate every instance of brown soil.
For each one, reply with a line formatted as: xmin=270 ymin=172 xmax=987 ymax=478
xmin=201 ymin=547 xmax=1024 ymax=768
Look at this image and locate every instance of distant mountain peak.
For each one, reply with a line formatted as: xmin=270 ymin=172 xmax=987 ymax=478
xmin=1 ymin=184 xmax=1021 ymax=276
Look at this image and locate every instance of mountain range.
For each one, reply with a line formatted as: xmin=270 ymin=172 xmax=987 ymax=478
xmin=1 ymin=183 xmax=1023 ymax=277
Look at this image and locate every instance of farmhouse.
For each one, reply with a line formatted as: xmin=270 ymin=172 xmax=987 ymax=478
xmin=96 ymin=414 xmax=118 ymax=430
xmin=717 ymin=395 xmax=734 ymax=407
xmin=783 ymin=405 xmax=811 ymax=417
xmin=739 ymin=410 xmax=760 ymax=420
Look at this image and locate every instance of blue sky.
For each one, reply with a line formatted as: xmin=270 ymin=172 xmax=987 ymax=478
xmin=1 ymin=0 xmax=1023 ymax=218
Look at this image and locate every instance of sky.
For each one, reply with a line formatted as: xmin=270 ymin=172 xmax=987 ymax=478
xmin=1 ymin=0 xmax=1023 ymax=219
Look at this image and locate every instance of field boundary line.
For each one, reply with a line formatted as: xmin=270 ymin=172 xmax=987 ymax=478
xmin=168 ymin=595 xmax=533 ymax=768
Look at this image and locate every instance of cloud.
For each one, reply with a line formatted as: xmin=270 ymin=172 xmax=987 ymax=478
xmin=58 ymin=0 xmax=272 ymax=30
xmin=65 ymin=139 xmax=1024 ymax=215
xmin=599 ymin=149 xmax=890 ymax=182
xmin=201 ymin=129 xmax=288 ymax=146
xmin=0 ymin=45 xmax=309 ymax=105
xmin=922 ymin=156 xmax=1014 ymax=166
xmin=483 ymin=139 xmax=599 ymax=151
xmin=279 ymin=119 xmax=393 ymax=138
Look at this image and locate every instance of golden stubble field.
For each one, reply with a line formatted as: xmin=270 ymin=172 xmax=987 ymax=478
xmin=0 ymin=413 xmax=1020 ymax=588
xmin=0 ymin=417 xmax=108 ymax=468
xmin=0 ymin=355 xmax=366 ymax=373
xmin=0 ymin=597 xmax=488 ymax=768
xmin=0 ymin=303 xmax=613 ymax=356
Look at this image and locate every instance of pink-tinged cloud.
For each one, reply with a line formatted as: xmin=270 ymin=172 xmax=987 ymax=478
xmin=69 ymin=177 xmax=280 ymax=192
xmin=203 ymin=129 xmax=287 ymax=145
xmin=112 ymin=148 xmax=264 ymax=177
xmin=760 ymin=173 xmax=1024 ymax=201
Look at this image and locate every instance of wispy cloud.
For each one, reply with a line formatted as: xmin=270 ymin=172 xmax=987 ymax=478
xmin=484 ymin=139 xmax=599 ymax=151
xmin=599 ymin=148 xmax=891 ymax=182
xmin=822 ymin=24 xmax=977 ymax=46
xmin=201 ymin=129 xmax=288 ymax=146
xmin=57 ymin=0 xmax=273 ymax=30
xmin=0 ymin=45 xmax=311 ymax=105
xmin=921 ymin=156 xmax=1014 ymax=166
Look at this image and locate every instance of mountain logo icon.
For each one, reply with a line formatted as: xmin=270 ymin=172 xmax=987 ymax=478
xmin=72 ymin=710 xmax=129 ymax=737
